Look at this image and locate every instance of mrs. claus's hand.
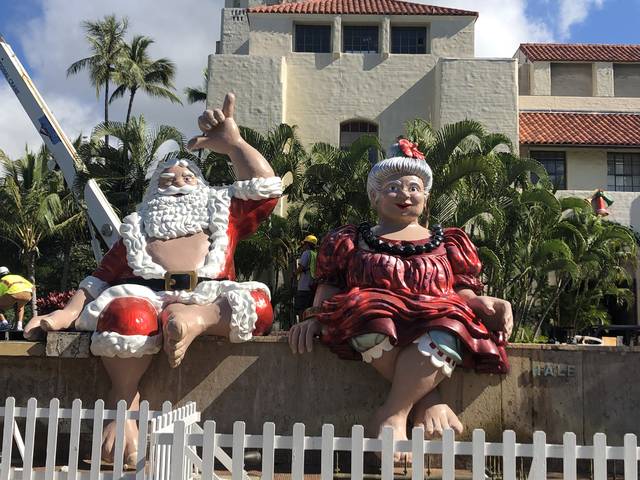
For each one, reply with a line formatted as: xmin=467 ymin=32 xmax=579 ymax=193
xmin=467 ymin=295 xmax=513 ymax=339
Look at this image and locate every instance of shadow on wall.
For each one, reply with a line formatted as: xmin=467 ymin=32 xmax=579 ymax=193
xmin=378 ymin=67 xmax=435 ymax=145
xmin=629 ymin=194 xmax=640 ymax=232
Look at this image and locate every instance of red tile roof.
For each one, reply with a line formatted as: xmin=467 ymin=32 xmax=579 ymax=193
xmin=519 ymin=43 xmax=640 ymax=63
xmin=248 ymin=0 xmax=477 ymax=16
xmin=520 ymin=112 xmax=640 ymax=146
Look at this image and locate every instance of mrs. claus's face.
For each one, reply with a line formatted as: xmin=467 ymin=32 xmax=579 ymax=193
xmin=374 ymin=174 xmax=426 ymax=222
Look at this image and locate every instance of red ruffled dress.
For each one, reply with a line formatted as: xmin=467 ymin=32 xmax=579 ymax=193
xmin=315 ymin=225 xmax=509 ymax=374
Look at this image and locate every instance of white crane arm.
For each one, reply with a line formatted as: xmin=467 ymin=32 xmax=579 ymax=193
xmin=0 ymin=33 xmax=121 ymax=254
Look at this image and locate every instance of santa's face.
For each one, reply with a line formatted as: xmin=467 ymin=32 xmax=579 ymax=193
xmin=139 ymin=165 xmax=210 ymax=240
xmin=157 ymin=165 xmax=199 ymax=195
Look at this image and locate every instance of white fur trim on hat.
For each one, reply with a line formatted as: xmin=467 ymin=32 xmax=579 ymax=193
xmin=91 ymin=332 xmax=162 ymax=358
xmin=414 ymin=332 xmax=456 ymax=377
xmin=75 ymin=284 xmax=163 ymax=331
xmin=231 ymin=177 xmax=282 ymax=200
xmin=78 ymin=276 xmax=110 ymax=299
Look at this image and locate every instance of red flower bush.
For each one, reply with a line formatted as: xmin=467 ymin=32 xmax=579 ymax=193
xmin=37 ymin=290 xmax=76 ymax=315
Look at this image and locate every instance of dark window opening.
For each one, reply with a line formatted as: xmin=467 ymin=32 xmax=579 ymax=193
xmin=530 ymin=151 xmax=567 ymax=190
xmin=607 ymin=152 xmax=640 ymax=192
xmin=340 ymin=121 xmax=379 ymax=163
xmin=343 ymin=26 xmax=379 ymax=53
xmin=295 ymin=25 xmax=331 ymax=53
xmin=391 ymin=27 xmax=428 ymax=54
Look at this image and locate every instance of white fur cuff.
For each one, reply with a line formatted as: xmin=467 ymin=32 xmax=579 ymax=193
xmin=78 ymin=276 xmax=110 ymax=299
xmin=91 ymin=332 xmax=162 ymax=358
xmin=224 ymin=289 xmax=258 ymax=343
xmin=232 ymin=177 xmax=282 ymax=200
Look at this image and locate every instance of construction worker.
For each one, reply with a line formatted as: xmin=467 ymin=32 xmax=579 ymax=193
xmin=294 ymin=235 xmax=318 ymax=322
xmin=0 ymin=267 xmax=34 ymax=331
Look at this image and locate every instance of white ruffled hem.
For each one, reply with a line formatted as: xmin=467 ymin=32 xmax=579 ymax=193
xmin=78 ymin=276 xmax=110 ymax=299
xmin=414 ymin=333 xmax=457 ymax=377
xmin=231 ymin=177 xmax=282 ymax=200
xmin=361 ymin=337 xmax=395 ymax=363
xmin=91 ymin=332 xmax=162 ymax=358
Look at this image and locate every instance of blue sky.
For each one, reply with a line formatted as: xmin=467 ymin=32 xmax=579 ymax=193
xmin=0 ymin=0 xmax=638 ymax=158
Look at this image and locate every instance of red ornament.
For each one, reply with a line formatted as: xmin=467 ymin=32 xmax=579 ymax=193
xmin=398 ymin=138 xmax=425 ymax=160
xmin=251 ymin=289 xmax=273 ymax=336
xmin=97 ymin=297 xmax=160 ymax=336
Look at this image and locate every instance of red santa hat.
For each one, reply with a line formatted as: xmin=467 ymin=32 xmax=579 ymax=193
xmin=75 ymin=285 xmax=163 ymax=358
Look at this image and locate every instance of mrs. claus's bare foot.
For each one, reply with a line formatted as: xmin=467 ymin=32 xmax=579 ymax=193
xmin=162 ymin=305 xmax=202 ymax=368
xmin=369 ymin=409 xmax=412 ymax=464
xmin=412 ymin=401 xmax=463 ymax=438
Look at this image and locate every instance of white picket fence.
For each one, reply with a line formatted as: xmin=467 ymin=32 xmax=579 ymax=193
xmin=0 ymin=396 xmax=185 ymax=479
xmin=2 ymin=397 xmax=639 ymax=479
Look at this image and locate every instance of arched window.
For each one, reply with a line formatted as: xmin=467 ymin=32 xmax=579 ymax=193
xmin=340 ymin=120 xmax=378 ymax=163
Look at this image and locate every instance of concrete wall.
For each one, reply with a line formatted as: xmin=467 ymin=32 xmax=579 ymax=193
xmin=282 ymin=53 xmax=439 ymax=147
xmin=437 ymin=58 xmax=519 ymax=146
xmin=4 ymin=336 xmax=640 ymax=445
xmin=592 ymin=62 xmax=614 ymax=97
xmin=220 ymin=8 xmax=250 ymax=54
xmin=207 ymin=54 xmax=285 ymax=131
xmin=519 ymin=95 xmax=640 ymax=112
xmin=246 ymin=14 xmax=475 ymax=58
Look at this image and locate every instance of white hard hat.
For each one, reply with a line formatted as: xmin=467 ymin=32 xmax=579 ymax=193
xmin=0 ymin=267 xmax=8 ymax=276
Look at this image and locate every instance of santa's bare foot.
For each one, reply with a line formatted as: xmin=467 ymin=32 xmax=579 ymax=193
xmin=369 ymin=409 xmax=412 ymax=464
xmin=24 ymin=310 xmax=75 ymax=340
xmin=162 ymin=305 xmax=202 ymax=368
xmin=412 ymin=401 xmax=463 ymax=438
xmin=101 ymin=419 xmax=139 ymax=465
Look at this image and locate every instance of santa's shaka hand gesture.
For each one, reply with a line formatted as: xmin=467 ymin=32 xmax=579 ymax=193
xmin=188 ymin=93 xmax=242 ymax=155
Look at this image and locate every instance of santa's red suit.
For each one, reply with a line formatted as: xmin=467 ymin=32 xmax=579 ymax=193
xmin=74 ymin=177 xmax=282 ymax=358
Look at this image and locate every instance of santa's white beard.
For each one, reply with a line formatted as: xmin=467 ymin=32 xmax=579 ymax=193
xmin=139 ymin=186 xmax=210 ymax=240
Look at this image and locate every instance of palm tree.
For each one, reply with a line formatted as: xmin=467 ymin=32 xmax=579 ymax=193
xmin=110 ymin=35 xmax=182 ymax=124
xmin=0 ymin=147 xmax=82 ymax=314
xmin=76 ymin=115 xmax=185 ymax=215
xmin=67 ymin=15 xmax=128 ymax=144
xmin=184 ymin=68 xmax=209 ymax=105
xmin=300 ymin=135 xmax=383 ymax=233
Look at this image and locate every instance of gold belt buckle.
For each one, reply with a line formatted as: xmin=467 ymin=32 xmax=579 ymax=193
xmin=164 ymin=271 xmax=198 ymax=291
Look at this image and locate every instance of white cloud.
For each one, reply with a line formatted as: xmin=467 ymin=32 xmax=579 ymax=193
xmin=0 ymin=85 xmax=43 ymax=159
xmin=2 ymin=0 xmax=223 ymax=159
xmin=558 ymin=0 xmax=605 ymax=40
xmin=424 ymin=0 xmax=554 ymax=57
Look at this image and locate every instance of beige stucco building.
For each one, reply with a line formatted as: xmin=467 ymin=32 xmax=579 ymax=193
xmin=208 ymin=0 xmax=640 ymax=233
xmin=208 ymin=0 xmax=518 ymax=150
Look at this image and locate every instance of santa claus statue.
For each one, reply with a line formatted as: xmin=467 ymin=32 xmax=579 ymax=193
xmin=24 ymin=93 xmax=281 ymax=465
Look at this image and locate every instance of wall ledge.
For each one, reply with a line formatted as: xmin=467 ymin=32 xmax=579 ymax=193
xmin=1 ymin=331 xmax=639 ymax=358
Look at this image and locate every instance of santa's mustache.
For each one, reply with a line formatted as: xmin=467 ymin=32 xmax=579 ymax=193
xmin=157 ymin=184 xmax=198 ymax=196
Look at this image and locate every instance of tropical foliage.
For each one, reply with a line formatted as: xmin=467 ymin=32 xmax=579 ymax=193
xmin=0 ymin=147 xmax=84 ymax=313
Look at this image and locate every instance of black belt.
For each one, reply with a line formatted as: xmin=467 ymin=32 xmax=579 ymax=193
xmin=114 ymin=273 xmax=217 ymax=292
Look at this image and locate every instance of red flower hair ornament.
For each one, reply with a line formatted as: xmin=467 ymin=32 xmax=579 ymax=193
xmin=398 ymin=138 xmax=425 ymax=160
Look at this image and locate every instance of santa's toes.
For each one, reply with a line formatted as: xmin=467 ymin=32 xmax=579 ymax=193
xmin=165 ymin=317 xmax=189 ymax=343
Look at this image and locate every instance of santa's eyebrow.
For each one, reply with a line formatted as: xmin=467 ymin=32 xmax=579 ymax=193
xmin=159 ymin=173 xmax=176 ymax=179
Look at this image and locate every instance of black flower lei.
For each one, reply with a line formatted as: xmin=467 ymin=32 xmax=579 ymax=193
xmin=358 ymin=222 xmax=445 ymax=256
